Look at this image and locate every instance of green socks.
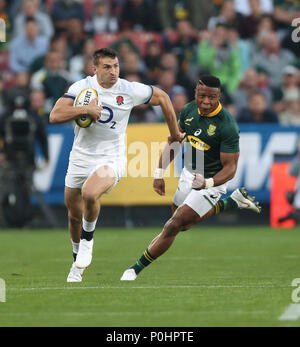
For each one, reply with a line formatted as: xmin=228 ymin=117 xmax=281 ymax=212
xmin=130 ymin=248 xmax=156 ymax=275
xmin=129 ymin=198 xmax=238 ymax=276
xmin=215 ymin=197 xmax=238 ymax=214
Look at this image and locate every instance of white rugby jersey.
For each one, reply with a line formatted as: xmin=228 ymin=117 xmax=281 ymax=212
xmin=63 ymin=75 xmax=153 ymax=163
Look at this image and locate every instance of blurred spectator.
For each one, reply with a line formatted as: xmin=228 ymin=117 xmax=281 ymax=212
xmin=120 ymin=0 xmax=161 ymax=32
xmin=69 ymin=38 xmax=95 ymax=81
xmin=158 ymin=0 xmax=214 ymax=33
xmin=31 ymin=50 xmax=71 ymax=112
xmin=152 ymin=69 xmax=187 ymax=121
xmin=65 ymin=18 xmax=87 ymax=59
xmin=166 ymin=20 xmax=198 ymax=76
xmin=81 ymin=57 xmax=95 ymax=78
xmin=52 ymin=0 xmax=84 ymax=34
xmin=9 ymin=16 xmax=49 ymax=73
xmin=128 ymin=101 xmax=158 ymax=123
xmin=0 ymin=92 xmax=49 ymax=171
xmin=249 ymin=14 xmax=275 ymax=54
xmin=272 ymin=65 xmax=300 ymax=114
xmin=172 ymin=91 xmax=188 ymax=116
xmin=29 ymin=35 xmax=68 ymax=74
xmin=144 ymin=40 xmax=162 ymax=82
xmin=237 ymin=91 xmax=278 ymax=123
xmin=251 ymin=30 xmax=296 ymax=88
xmin=125 ymin=73 xmax=158 ymax=123
xmin=0 ymin=75 xmax=5 ymax=116
xmin=29 ymin=89 xmax=49 ymax=124
xmin=3 ymin=72 xmax=31 ymax=112
xmin=13 ymin=0 xmax=54 ymax=39
xmin=233 ymin=0 xmax=273 ymax=16
xmin=8 ymin=0 xmax=48 ymax=15
xmin=227 ymin=26 xmax=251 ymax=74
xmin=237 ymin=0 xmax=267 ymax=39
xmin=157 ymin=69 xmax=186 ymax=98
xmin=85 ymin=0 xmax=119 ymax=34
xmin=0 ymin=50 xmax=15 ymax=89
xmin=208 ymin=0 xmax=239 ymax=31
xmin=119 ymin=50 xmax=148 ymax=83
xmin=111 ymin=37 xmax=140 ymax=60
xmin=279 ymin=89 xmax=300 ymax=126
xmin=232 ymin=68 xmax=272 ymax=114
xmin=159 ymin=52 xmax=194 ymax=100
xmin=197 ymin=23 xmax=241 ymax=95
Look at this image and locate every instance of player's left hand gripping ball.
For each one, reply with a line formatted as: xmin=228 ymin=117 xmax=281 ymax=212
xmin=74 ymin=88 xmax=100 ymax=128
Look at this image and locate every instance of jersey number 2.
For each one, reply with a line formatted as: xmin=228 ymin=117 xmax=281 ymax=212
xmin=98 ymin=106 xmax=116 ymax=129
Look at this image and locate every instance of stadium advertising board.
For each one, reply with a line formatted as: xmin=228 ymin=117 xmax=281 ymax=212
xmin=33 ymin=124 xmax=300 ymax=205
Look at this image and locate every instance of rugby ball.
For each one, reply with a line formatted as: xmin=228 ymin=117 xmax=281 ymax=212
xmin=74 ymin=88 xmax=99 ymax=128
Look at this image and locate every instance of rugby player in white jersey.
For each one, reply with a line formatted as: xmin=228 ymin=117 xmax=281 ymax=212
xmin=49 ymin=48 xmax=185 ymax=282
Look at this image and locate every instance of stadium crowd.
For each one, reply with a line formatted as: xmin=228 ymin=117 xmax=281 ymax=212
xmin=0 ymin=0 xmax=300 ymax=126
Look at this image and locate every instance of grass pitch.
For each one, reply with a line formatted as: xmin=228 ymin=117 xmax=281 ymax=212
xmin=0 ymin=226 xmax=300 ymax=327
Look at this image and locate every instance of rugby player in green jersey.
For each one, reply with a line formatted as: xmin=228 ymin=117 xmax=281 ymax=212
xmin=121 ymin=75 xmax=261 ymax=281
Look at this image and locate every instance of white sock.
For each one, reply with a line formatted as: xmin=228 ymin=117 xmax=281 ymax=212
xmin=71 ymin=240 xmax=79 ymax=254
xmin=82 ymin=218 xmax=97 ymax=232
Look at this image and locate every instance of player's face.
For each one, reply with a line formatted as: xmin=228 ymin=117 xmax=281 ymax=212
xmin=195 ymin=85 xmax=220 ymax=115
xmin=95 ymin=57 xmax=120 ymax=88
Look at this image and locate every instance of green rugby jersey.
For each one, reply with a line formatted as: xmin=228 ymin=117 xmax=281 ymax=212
xmin=179 ymin=101 xmax=240 ymax=178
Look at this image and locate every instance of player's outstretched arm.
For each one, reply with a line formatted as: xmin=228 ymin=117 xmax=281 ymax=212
xmin=153 ymin=124 xmax=185 ymax=196
xmin=49 ymin=97 xmax=102 ymax=124
xmin=149 ymin=86 xmax=185 ymax=143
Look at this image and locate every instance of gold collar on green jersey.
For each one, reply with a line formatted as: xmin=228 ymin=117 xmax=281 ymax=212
xmin=198 ymin=102 xmax=222 ymax=117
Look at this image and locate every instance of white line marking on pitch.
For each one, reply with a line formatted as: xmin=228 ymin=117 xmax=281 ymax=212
xmin=7 ymin=284 xmax=288 ymax=292
xmin=279 ymin=304 xmax=300 ymax=321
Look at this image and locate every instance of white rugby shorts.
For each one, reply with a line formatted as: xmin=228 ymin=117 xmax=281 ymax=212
xmin=65 ymin=157 xmax=126 ymax=193
xmin=173 ymin=167 xmax=227 ymax=217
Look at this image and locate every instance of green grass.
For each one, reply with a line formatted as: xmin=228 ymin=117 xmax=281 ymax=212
xmin=0 ymin=226 xmax=300 ymax=327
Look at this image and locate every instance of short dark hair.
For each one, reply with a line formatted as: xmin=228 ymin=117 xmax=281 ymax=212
xmin=198 ymin=75 xmax=221 ymax=89
xmin=92 ymin=48 xmax=118 ymax=66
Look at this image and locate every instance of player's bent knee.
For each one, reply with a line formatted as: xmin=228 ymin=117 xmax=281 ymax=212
xmin=81 ymin=189 xmax=99 ymax=205
xmin=164 ymin=216 xmax=184 ymax=237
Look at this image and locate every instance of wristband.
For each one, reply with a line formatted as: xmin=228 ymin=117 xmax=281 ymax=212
xmin=154 ymin=168 xmax=165 ymax=179
xmin=204 ymin=178 xmax=214 ymax=189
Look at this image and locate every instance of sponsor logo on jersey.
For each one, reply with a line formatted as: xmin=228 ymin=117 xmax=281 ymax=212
xmin=187 ymin=135 xmax=211 ymax=151
xmin=207 ymin=124 xmax=216 ymax=136
xmin=116 ymin=95 xmax=124 ymax=105
xmin=184 ymin=116 xmax=194 ymax=126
